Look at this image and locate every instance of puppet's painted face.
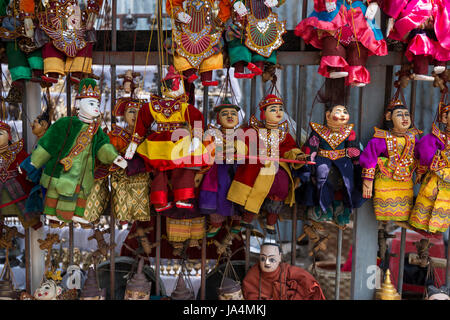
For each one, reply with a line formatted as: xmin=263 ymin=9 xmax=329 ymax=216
xmin=79 ymin=98 xmax=101 ymax=119
xmin=264 ymin=104 xmax=284 ymax=125
xmin=259 ymin=244 xmax=281 ymax=273
xmin=326 ymin=105 xmax=349 ymax=127
xmin=218 ymin=289 xmax=244 ymax=300
xmin=388 ymin=108 xmax=411 ymax=132
xmin=218 ymin=108 xmax=239 ymax=129
xmin=124 ymin=107 xmax=138 ymax=129
xmin=124 ymin=289 xmax=150 ymax=300
xmin=31 ymin=118 xmax=49 ymax=138
xmin=441 ymin=111 xmax=450 ymax=128
xmin=67 ymin=4 xmax=82 ymax=30
xmin=34 ymin=280 xmax=62 ymax=300
xmin=0 ymin=129 xmax=9 ymax=148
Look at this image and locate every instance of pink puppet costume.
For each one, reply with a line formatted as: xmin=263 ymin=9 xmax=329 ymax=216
xmin=294 ymin=0 xmax=387 ymax=87
xmin=409 ymin=102 xmax=450 ymax=233
xmin=382 ymin=0 xmax=450 ymax=81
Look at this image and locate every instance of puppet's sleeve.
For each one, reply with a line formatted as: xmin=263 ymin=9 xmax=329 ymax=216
xmin=359 ymin=137 xmax=385 ymax=180
xmin=301 ymin=131 xmax=319 ymax=158
xmin=132 ymin=102 xmax=154 ymax=143
xmin=345 ymin=129 xmax=362 ymax=162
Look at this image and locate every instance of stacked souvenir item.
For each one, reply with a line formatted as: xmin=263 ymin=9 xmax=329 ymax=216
xmin=124 ymin=258 xmax=151 ymax=300
xmin=242 ymin=242 xmax=325 ymax=300
xmin=28 ymin=78 xmax=127 ymax=224
xmin=381 ymin=0 xmax=450 ymax=81
xmin=360 ymin=97 xmax=421 ymax=223
xmin=165 ymin=0 xmax=230 ymax=87
xmin=409 ymin=101 xmax=450 ymax=233
xmin=226 ymin=0 xmax=286 ymax=79
xmin=295 ymin=0 xmax=388 ymax=87
xmin=227 ymin=94 xmax=305 ymax=235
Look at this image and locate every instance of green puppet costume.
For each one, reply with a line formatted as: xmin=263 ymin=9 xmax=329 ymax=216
xmin=30 ymin=79 xmax=119 ymax=223
xmin=225 ymin=0 xmax=286 ymax=76
xmin=0 ymin=0 xmax=43 ymax=84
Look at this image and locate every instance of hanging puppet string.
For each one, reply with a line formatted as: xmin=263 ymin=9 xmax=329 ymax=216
xmin=141 ymin=15 xmax=157 ymax=93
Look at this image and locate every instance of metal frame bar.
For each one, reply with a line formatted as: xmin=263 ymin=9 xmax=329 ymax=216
xmin=335 ymin=228 xmax=343 ymax=300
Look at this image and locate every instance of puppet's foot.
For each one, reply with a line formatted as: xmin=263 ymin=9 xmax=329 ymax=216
xmin=172 ymin=242 xmax=184 ymax=257
xmin=206 ymin=225 xmax=222 ymax=238
xmin=393 ymin=221 xmax=412 ymax=230
xmin=189 ymin=239 xmax=201 ymax=248
xmin=234 ymin=72 xmax=255 ymax=79
xmin=352 ymin=83 xmax=366 ymax=88
xmin=187 ymin=73 xmax=199 ymax=83
xmin=175 ymin=200 xmax=194 ymax=209
xmin=412 ymin=74 xmax=434 ymax=81
xmin=247 ymin=62 xmax=263 ymax=75
xmin=154 ymin=202 xmax=174 ymax=212
xmin=329 ymin=71 xmax=348 ymax=79
xmin=41 ymin=75 xmax=59 ymax=84
xmin=231 ymin=225 xmax=242 ymax=234
xmin=434 ymin=66 xmax=446 ymax=74
xmin=240 ymin=220 xmax=254 ymax=230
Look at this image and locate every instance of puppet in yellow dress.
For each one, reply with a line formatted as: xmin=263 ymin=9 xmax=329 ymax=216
xmin=83 ymin=97 xmax=151 ymax=223
xmin=360 ymin=99 xmax=421 ymax=222
xmin=409 ymin=102 xmax=450 ymax=233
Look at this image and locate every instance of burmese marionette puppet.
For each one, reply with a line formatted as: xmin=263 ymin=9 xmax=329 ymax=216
xmin=242 ymin=242 xmax=325 ymax=300
xmin=409 ymin=102 xmax=450 ymax=233
xmin=227 ymin=94 xmax=305 ymax=234
xmin=199 ymin=101 xmax=246 ymax=237
xmin=360 ymin=99 xmax=421 ymax=223
xmin=381 ymin=0 xmax=450 ymax=81
xmin=165 ymin=0 xmax=230 ymax=87
xmin=0 ymin=0 xmax=43 ymax=102
xmin=29 ymin=78 xmax=127 ymax=225
xmin=294 ymin=0 xmax=387 ymax=87
xmin=297 ymin=104 xmax=364 ymax=226
xmin=37 ymin=0 xmax=103 ymax=85
xmin=83 ymin=97 xmax=151 ymax=223
xmin=0 ymin=121 xmax=40 ymax=228
xmin=226 ymin=0 xmax=286 ymax=79
xmin=125 ymin=66 xmax=208 ymax=255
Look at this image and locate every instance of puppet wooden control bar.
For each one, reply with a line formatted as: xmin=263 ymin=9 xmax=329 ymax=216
xmin=0 ymin=0 xmax=449 ymax=302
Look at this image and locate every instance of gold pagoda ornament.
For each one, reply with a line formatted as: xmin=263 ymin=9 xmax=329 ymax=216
xmin=375 ymin=269 xmax=401 ymax=300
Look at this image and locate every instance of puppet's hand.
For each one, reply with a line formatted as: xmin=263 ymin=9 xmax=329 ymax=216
xmin=114 ymin=156 xmax=128 ymax=169
xmin=325 ymin=1 xmax=336 ymax=13
xmin=24 ymin=18 xmax=34 ymax=38
xmin=177 ymin=12 xmax=192 ymax=24
xmin=188 ymin=137 xmax=201 ymax=154
xmin=86 ymin=13 xmax=97 ymax=30
xmin=233 ymin=1 xmax=248 ymax=17
xmin=264 ymin=0 xmax=278 ymax=8
xmin=125 ymin=142 xmax=138 ymax=160
xmin=42 ymin=0 xmax=49 ymax=6
xmin=365 ymin=2 xmax=379 ymax=20
xmin=362 ymin=179 xmax=373 ymax=199
xmin=194 ymin=173 xmax=204 ymax=188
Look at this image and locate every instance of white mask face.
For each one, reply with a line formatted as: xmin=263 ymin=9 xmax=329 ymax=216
xmin=78 ymin=98 xmax=100 ymax=119
xmin=259 ymin=244 xmax=281 ymax=273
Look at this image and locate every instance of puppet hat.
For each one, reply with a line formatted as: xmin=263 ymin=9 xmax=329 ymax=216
xmin=213 ymin=98 xmax=241 ymax=113
xmin=76 ymin=78 xmax=101 ymax=101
